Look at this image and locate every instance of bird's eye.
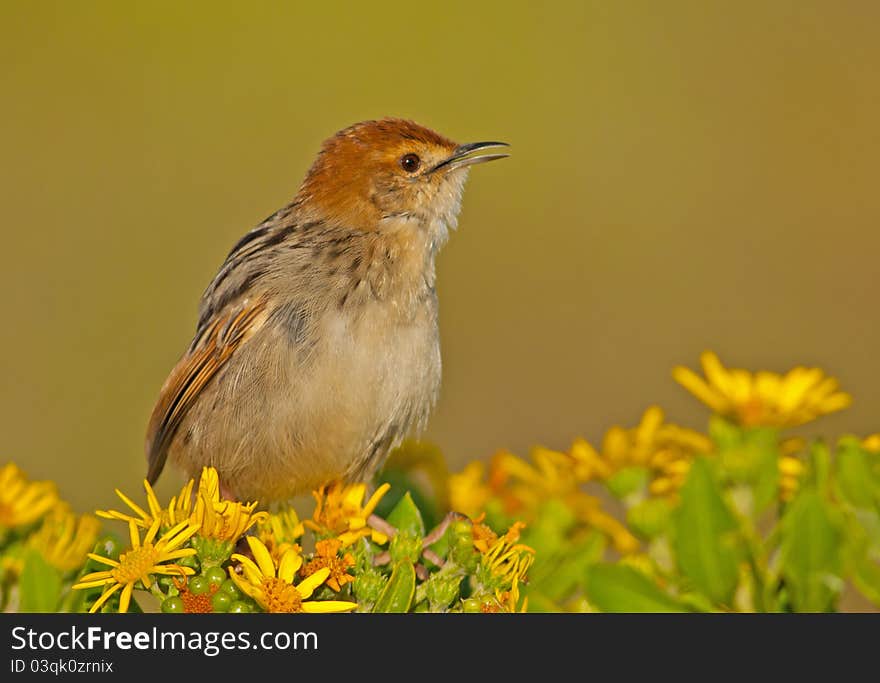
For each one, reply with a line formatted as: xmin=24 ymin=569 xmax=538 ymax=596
xmin=399 ymin=153 xmax=421 ymax=173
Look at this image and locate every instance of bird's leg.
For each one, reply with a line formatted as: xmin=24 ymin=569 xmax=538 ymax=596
xmin=367 ymin=514 xmax=398 ymax=540
xmin=422 ymin=548 xmax=444 ymax=568
xmin=422 ymin=511 xmax=467 ymax=549
xmin=372 ymin=551 xmax=391 ymax=567
xmin=219 ymin=481 xmax=237 ymax=502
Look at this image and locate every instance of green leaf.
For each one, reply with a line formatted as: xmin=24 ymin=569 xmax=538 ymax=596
xmin=372 ymin=561 xmax=416 ymax=613
xmin=19 ymin=549 xmax=62 ymax=612
xmin=537 ymin=532 xmax=606 ymax=602
xmin=807 ymin=441 xmax=831 ymax=492
xmin=836 ymin=440 xmax=879 ymax=509
xmin=605 ymin=467 xmax=649 ymax=499
xmin=66 ymin=534 xmax=124 ymax=613
xmin=708 ymin=415 xmax=741 ymax=450
xmin=520 ymin=588 xmax=563 ymax=613
xmin=627 ymin=498 xmax=673 ymax=539
xmin=520 ymin=499 xmax=575 ymax=562
xmin=780 ymin=490 xmax=842 ymax=612
xmin=584 ymin=563 xmax=689 ymax=612
xmin=386 ymin=492 xmax=425 ymax=537
xmin=375 ymin=469 xmax=441 ymax=530
xmin=852 ymin=554 xmax=880 ymax=608
xmin=750 ymin=432 xmax=781 ymax=514
xmin=715 ymin=426 xmax=780 ymax=514
xmin=672 ymin=457 xmax=740 ymax=606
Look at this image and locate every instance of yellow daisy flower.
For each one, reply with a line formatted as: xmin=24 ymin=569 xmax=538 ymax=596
xmin=300 ymin=538 xmax=355 ymax=592
xmin=97 ymin=477 xmax=195 ymax=529
xmin=568 ymin=438 xmax=614 ymax=480
xmin=27 ymin=504 xmax=101 ymax=573
xmin=97 ymin=467 xmax=265 ymax=544
xmin=456 ymin=445 xmax=640 ymax=554
xmin=470 ymin=513 xmax=500 ymax=554
xmin=863 ymin=434 xmax=880 ymax=453
xmin=0 ymin=463 xmax=59 ymax=530
xmin=565 ymin=494 xmax=641 ymax=554
xmin=257 ymin=505 xmax=305 ymax=562
xmin=73 ymin=519 xmax=199 ymax=613
xmin=600 ymin=405 xmax=711 ymax=498
xmin=778 ymin=455 xmax=805 ymax=502
xmin=305 ymin=481 xmax=391 ymax=546
xmin=480 ymin=522 xmax=535 ymax=589
xmin=229 ymin=536 xmax=357 ymax=613
xmin=448 ymin=461 xmax=492 ymax=519
xmin=673 ymin=351 xmax=852 ymax=428
xmin=192 ymin=493 xmax=267 ymax=543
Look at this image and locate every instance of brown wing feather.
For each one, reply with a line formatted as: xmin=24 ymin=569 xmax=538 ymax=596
xmin=145 ymin=298 xmax=268 ymax=484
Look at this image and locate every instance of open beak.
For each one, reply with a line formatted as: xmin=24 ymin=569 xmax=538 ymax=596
xmin=430 ymin=141 xmax=510 ymax=173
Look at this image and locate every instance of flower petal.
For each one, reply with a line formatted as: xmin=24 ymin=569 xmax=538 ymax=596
xmin=118 ymin=583 xmax=134 ymax=613
xmin=231 ymin=553 xmax=264 ymax=584
xmin=301 ymin=600 xmax=358 ymax=613
xmin=296 ymin=567 xmax=330 ymax=599
xmin=247 ymin=536 xmax=277 ymax=578
xmin=278 ymin=549 xmax=303 ymax=584
xmin=89 ymin=583 xmax=122 ymax=614
xmin=672 ymin=366 xmax=727 ymax=413
xmin=363 ymin=482 xmax=391 ymax=517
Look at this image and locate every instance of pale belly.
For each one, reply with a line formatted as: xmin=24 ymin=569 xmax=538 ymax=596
xmin=169 ymin=301 xmax=442 ymax=503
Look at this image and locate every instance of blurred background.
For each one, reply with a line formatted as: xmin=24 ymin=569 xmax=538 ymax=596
xmin=1 ymin=1 xmax=878 ymax=513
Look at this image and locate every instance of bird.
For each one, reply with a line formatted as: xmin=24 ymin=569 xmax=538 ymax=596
xmin=144 ymin=118 xmax=509 ymax=504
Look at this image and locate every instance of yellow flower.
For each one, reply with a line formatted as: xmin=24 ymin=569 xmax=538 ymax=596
xmin=97 ymin=467 xmax=265 ymax=543
xmin=73 ymin=519 xmax=199 ymax=613
xmin=305 ymin=481 xmax=391 ymax=546
xmin=300 ymin=538 xmax=355 ymax=592
xmin=481 ymin=578 xmax=528 ymax=613
xmin=454 ymin=444 xmax=641 ymax=553
xmin=568 ymin=438 xmax=614 ymax=480
xmin=863 ymin=434 xmax=880 ymax=454
xmin=230 ymin=536 xmax=357 ymax=613
xmin=673 ymin=351 xmax=852 ymax=428
xmin=475 ymin=523 xmax=534 ymax=612
xmin=480 ymin=522 xmax=535 ymax=590
xmin=599 ymin=406 xmax=710 ymax=500
xmin=97 ymin=477 xmax=195 ymax=529
xmin=778 ymin=456 xmax=805 ymax=502
xmin=566 ymin=495 xmax=640 ymax=554
xmin=192 ymin=494 xmax=267 ymax=543
xmin=0 ymin=463 xmax=59 ymax=530
xmin=497 ymin=578 xmax=528 ymax=613
xmin=27 ymin=504 xmax=101 ymax=573
xmin=471 ymin=513 xmax=499 ymax=554
xmin=486 ymin=449 xmax=572 ymax=512
xmin=448 ymin=461 xmax=491 ymax=518
xmin=257 ymin=505 xmax=305 ymax=561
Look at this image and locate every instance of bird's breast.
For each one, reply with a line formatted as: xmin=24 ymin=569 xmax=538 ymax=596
xmin=269 ymin=290 xmax=441 ymax=472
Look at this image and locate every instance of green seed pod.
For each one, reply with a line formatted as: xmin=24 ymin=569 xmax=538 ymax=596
xmin=161 ymin=596 xmax=185 ymax=613
xmin=211 ymin=591 xmax=232 ymax=613
xmin=188 ymin=576 xmax=210 ymax=595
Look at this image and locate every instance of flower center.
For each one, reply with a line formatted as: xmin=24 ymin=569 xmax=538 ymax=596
xmin=261 ymin=577 xmax=303 ymax=613
xmin=738 ymin=398 xmax=766 ymax=426
xmin=182 ymin=588 xmax=216 ymax=614
xmin=0 ymin=502 xmax=14 ymax=527
xmin=301 ymin=544 xmax=354 ymax=591
xmin=111 ymin=545 xmax=158 ymax=585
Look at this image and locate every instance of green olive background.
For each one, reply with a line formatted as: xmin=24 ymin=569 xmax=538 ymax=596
xmin=1 ymin=1 xmax=878 ymax=514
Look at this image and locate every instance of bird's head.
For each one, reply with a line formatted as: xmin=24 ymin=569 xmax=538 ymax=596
xmin=295 ymin=118 xmax=508 ymax=246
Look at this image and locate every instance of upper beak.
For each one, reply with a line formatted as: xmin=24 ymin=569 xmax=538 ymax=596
xmin=430 ymin=141 xmax=510 ymax=173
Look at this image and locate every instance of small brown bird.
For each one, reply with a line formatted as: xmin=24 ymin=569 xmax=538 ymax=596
xmin=145 ymin=118 xmax=508 ymax=503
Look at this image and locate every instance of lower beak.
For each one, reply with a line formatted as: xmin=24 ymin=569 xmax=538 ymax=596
xmin=430 ymin=141 xmax=510 ymax=173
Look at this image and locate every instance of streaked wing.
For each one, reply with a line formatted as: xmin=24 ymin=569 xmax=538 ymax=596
xmin=145 ymin=297 xmax=268 ymax=484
